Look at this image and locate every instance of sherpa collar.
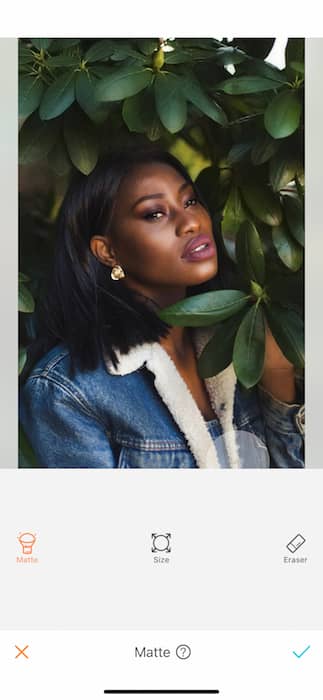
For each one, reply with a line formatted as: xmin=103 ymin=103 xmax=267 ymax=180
xmin=104 ymin=328 xmax=240 ymax=469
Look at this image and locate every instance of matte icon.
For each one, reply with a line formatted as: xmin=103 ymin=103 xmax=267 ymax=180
xmin=17 ymin=532 xmax=36 ymax=555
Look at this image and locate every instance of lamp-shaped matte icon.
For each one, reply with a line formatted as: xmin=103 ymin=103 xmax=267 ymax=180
xmin=18 ymin=532 xmax=36 ymax=555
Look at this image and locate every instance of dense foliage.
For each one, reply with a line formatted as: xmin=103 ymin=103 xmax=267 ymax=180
xmin=19 ymin=36 xmax=304 ymax=396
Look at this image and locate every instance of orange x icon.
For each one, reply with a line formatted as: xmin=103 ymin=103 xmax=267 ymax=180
xmin=15 ymin=645 xmax=29 ymax=659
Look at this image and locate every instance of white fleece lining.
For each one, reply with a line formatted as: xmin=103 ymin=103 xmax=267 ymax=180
xmin=145 ymin=344 xmax=221 ymax=469
xmin=105 ymin=329 xmax=241 ymax=468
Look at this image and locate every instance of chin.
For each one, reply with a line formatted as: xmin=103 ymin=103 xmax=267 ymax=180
xmin=188 ymin=260 xmax=218 ymax=286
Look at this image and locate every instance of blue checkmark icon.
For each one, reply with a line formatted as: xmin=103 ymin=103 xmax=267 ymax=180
xmin=293 ymin=645 xmax=310 ymax=658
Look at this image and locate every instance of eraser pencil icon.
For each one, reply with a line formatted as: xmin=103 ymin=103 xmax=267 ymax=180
xmin=286 ymin=534 xmax=306 ymax=553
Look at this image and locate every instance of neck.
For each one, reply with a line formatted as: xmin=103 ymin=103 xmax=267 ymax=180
xmin=160 ymin=326 xmax=193 ymax=362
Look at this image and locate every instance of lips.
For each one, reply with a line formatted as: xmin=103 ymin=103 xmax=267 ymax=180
xmin=181 ymin=234 xmax=215 ymax=262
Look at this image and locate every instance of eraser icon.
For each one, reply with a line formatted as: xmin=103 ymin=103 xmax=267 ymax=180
xmin=286 ymin=534 xmax=306 ymax=553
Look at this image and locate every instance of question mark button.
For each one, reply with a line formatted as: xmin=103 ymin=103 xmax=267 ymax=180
xmin=175 ymin=644 xmax=191 ymax=660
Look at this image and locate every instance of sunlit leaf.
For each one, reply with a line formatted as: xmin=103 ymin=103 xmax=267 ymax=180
xmin=19 ymin=283 xmax=35 ymax=312
xmin=95 ymin=65 xmax=152 ymax=101
xmin=272 ymin=223 xmax=303 ymax=271
xmin=64 ymin=108 xmax=99 ymax=174
xmin=31 ymin=38 xmax=52 ymax=50
xmin=181 ymin=73 xmax=228 ymax=126
xmin=251 ymin=133 xmax=280 ymax=165
xmin=216 ymin=75 xmax=283 ymax=94
xmin=233 ymin=303 xmax=265 ymax=388
xmin=19 ymin=347 xmax=27 ymax=375
xmin=236 ymin=220 xmax=265 ymax=286
xmin=264 ymin=89 xmax=302 ymax=139
xmin=39 ymin=71 xmax=76 ymax=119
xmin=76 ymin=71 xmax=111 ymax=124
xmin=158 ymin=290 xmax=251 ymax=326
xmin=240 ymin=181 xmax=283 ymax=226
xmin=282 ymin=193 xmax=304 ymax=246
xmin=19 ymin=75 xmax=44 ymax=118
xmin=154 ymin=72 xmax=187 ymax=133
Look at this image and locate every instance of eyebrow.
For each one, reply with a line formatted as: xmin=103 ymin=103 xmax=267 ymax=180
xmin=131 ymin=181 xmax=192 ymax=209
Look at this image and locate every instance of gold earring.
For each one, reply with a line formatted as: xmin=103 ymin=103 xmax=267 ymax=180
xmin=111 ymin=264 xmax=125 ymax=281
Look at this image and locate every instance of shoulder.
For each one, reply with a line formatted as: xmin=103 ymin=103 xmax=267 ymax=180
xmin=21 ymin=342 xmax=148 ymax=408
xmin=21 ymin=343 xmax=116 ymax=414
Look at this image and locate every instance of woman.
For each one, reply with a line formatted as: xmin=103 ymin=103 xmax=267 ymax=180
xmin=20 ymin=148 xmax=304 ymax=468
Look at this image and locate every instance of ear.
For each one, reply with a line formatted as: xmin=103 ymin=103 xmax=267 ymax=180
xmin=90 ymin=235 xmax=117 ymax=267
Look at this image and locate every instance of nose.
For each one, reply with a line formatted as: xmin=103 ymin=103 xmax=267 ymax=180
xmin=175 ymin=208 xmax=201 ymax=237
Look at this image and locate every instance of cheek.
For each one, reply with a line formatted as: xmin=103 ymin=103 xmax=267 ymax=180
xmin=116 ymin=228 xmax=169 ymax=265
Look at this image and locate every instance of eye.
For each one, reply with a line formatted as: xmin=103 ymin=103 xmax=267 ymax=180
xmin=184 ymin=196 xmax=198 ymax=208
xmin=143 ymin=210 xmax=165 ymax=221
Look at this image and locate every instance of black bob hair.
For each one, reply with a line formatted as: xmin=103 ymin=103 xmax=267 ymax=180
xmin=26 ymin=147 xmax=233 ymax=375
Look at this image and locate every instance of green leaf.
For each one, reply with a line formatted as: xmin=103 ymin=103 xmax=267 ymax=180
xmin=19 ymin=75 xmax=45 ymax=118
xmin=265 ymin=303 xmax=304 ymax=368
xmin=46 ymin=54 xmax=80 ymax=68
xmin=154 ymin=72 xmax=187 ymax=133
xmin=197 ymin=311 xmax=245 ymax=378
xmin=240 ymin=181 xmax=283 ymax=226
xmin=39 ymin=71 xmax=76 ymax=120
xmin=85 ymin=39 xmax=115 ymax=63
xmin=19 ymin=112 xmax=59 ymax=164
xmin=221 ymin=185 xmax=246 ymax=260
xmin=19 ymin=282 xmax=35 ymax=312
xmin=181 ymin=74 xmax=228 ymax=126
xmin=19 ymin=46 xmax=34 ymax=66
xmin=136 ymin=39 xmax=158 ymax=55
xmin=19 ymin=272 xmax=30 ymax=282
xmin=264 ymin=89 xmax=302 ymax=139
xmin=158 ymin=289 xmax=251 ymax=326
xmin=251 ymin=133 xmax=280 ymax=165
xmin=122 ymin=86 xmax=156 ymax=133
xmin=233 ymin=303 xmax=265 ymax=388
xmin=241 ymin=57 xmax=288 ymax=83
xmin=272 ymin=223 xmax=303 ymax=271
xmin=282 ymin=194 xmax=304 ymax=246
xmin=19 ymin=424 xmax=38 ymax=468
xmin=216 ymin=75 xmax=283 ymax=94
xmin=19 ymin=347 xmax=27 ymax=375
xmin=95 ymin=65 xmax=152 ymax=101
xmin=285 ymin=39 xmax=304 ymax=69
xmin=269 ymin=150 xmax=299 ymax=191
xmin=31 ymin=38 xmax=52 ymax=50
xmin=227 ymin=141 xmax=253 ymax=164
xmin=76 ymin=71 xmax=111 ymax=124
xmin=47 ymin=138 xmax=71 ymax=176
xmin=163 ymin=48 xmax=191 ymax=64
xmin=236 ymin=220 xmax=265 ymax=286
xmin=214 ymin=46 xmax=247 ymax=66
xmin=64 ymin=108 xmax=99 ymax=175
xmin=110 ymin=45 xmax=145 ymax=62
xmin=49 ymin=39 xmax=80 ymax=52
xmin=289 ymin=61 xmax=304 ymax=75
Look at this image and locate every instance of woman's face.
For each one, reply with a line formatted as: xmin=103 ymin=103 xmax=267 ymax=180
xmin=93 ymin=162 xmax=218 ymax=307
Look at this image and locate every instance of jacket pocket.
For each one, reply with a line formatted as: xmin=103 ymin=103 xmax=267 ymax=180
xmin=117 ymin=445 xmax=196 ymax=469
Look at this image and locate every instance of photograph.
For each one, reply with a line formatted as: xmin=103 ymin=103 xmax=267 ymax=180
xmin=18 ymin=37 xmax=305 ymax=468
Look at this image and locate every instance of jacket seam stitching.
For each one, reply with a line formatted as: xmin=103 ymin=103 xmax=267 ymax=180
xmin=27 ymin=375 xmax=108 ymax=429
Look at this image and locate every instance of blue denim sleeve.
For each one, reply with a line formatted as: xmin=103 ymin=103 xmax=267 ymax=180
xmin=257 ymin=379 xmax=304 ymax=468
xmin=20 ymin=376 xmax=117 ymax=468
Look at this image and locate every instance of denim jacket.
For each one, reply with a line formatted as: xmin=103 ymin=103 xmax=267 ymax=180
xmin=19 ymin=327 xmax=304 ymax=469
